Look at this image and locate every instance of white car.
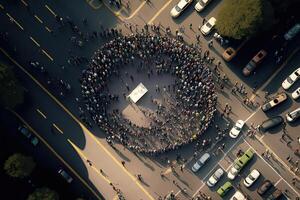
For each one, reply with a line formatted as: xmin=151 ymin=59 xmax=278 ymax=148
xmin=194 ymin=0 xmax=212 ymax=12
xmin=200 ymin=17 xmax=216 ymax=35
xmin=227 ymin=163 xmax=240 ymax=180
xmin=286 ymin=107 xmax=300 ymax=122
xmin=282 ymin=67 xmax=300 ymax=90
xmin=243 ymin=169 xmax=260 ymax=187
xmin=292 ymin=87 xmax=300 ymax=99
xmin=192 ymin=153 xmax=210 ymax=172
xmin=229 ymin=120 xmax=245 ymax=138
xmin=229 ymin=190 xmax=247 ymax=200
xmin=207 ymin=168 xmax=224 ymax=187
xmin=170 ymin=0 xmax=193 ymax=18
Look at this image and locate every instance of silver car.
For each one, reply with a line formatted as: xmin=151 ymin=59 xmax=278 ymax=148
xmin=192 ymin=153 xmax=210 ymax=172
xmin=207 ymin=168 xmax=224 ymax=187
xmin=58 ymin=169 xmax=73 ymax=183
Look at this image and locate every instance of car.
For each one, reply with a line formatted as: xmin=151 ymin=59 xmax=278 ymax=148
xmin=292 ymin=87 xmax=300 ymax=99
xmin=286 ymin=107 xmax=300 ymax=122
xmin=58 ymin=169 xmax=73 ymax=183
xmin=229 ymin=190 xmax=247 ymax=200
xmin=259 ymin=116 xmax=284 ymax=133
xmin=222 ymin=47 xmax=237 ymax=62
xmin=282 ymin=67 xmax=300 ymax=90
xmin=206 ymin=168 xmax=224 ymax=187
xmin=170 ymin=0 xmax=193 ymax=18
xmin=229 ymin=120 xmax=245 ymax=138
xmin=200 ymin=17 xmax=216 ymax=35
xmin=257 ymin=180 xmax=273 ymax=195
xmin=217 ymin=181 xmax=232 ymax=197
xmin=243 ymin=50 xmax=267 ymax=76
xmin=261 ymin=93 xmax=287 ymax=112
xmin=228 ymin=149 xmax=254 ymax=180
xmin=284 ymin=23 xmax=300 ymax=40
xmin=191 ymin=153 xmax=210 ymax=172
xmin=243 ymin=169 xmax=260 ymax=187
xmin=194 ymin=0 xmax=212 ymax=12
xmin=266 ymin=188 xmax=283 ymax=200
xmin=18 ymin=125 xmax=39 ymax=146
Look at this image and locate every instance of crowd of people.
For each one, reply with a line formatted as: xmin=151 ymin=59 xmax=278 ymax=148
xmin=80 ymin=33 xmax=217 ymax=154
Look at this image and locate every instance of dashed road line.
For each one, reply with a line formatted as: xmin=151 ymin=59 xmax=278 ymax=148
xmin=34 ymin=14 xmax=43 ymax=24
xmin=125 ymin=1 xmax=147 ymax=20
xmin=175 ymin=190 xmax=181 ymax=197
xmin=41 ymin=49 xmax=54 ymax=61
xmin=274 ymin=178 xmax=283 ymax=186
xmin=45 ymin=26 xmax=52 ymax=33
xmin=148 ymin=0 xmax=173 ymax=24
xmin=52 ymin=123 xmax=63 ymax=134
xmin=244 ymin=107 xmax=261 ymax=122
xmin=21 ymin=0 xmax=28 ymax=7
xmin=29 ymin=36 xmax=40 ymax=47
xmin=45 ymin=4 xmax=57 ymax=17
xmin=36 ymin=108 xmax=47 ymax=119
xmin=6 ymin=13 xmax=24 ymax=30
xmin=0 ymin=3 xmax=4 ymax=9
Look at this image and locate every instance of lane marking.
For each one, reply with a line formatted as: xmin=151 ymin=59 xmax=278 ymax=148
xmin=0 ymin=3 xmax=4 ymax=10
xmin=52 ymin=123 xmax=63 ymax=134
xmin=192 ymin=136 xmax=244 ymax=197
xmin=34 ymin=14 xmax=43 ymax=24
xmin=45 ymin=4 xmax=57 ymax=17
xmin=125 ymin=1 xmax=147 ymax=20
xmin=21 ymin=0 xmax=28 ymax=7
xmin=41 ymin=49 xmax=54 ymax=61
xmin=175 ymin=190 xmax=181 ymax=196
xmin=29 ymin=36 xmax=40 ymax=47
xmin=9 ymin=110 xmax=102 ymax=200
xmin=0 ymin=48 xmax=155 ymax=200
xmin=6 ymin=13 xmax=24 ymax=30
xmin=148 ymin=0 xmax=173 ymax=24
xmin=274 ymin=178 xmax=283 ymax=186
xmin=36 ymin=108 xmax=47 ymax=119
xmin=244 ymin=107 xmax=261 ymax=122
xmin=243 ymin=139 xmax=300 ymax=197
xmin=45 ymin=26 xmax=52 ymax=33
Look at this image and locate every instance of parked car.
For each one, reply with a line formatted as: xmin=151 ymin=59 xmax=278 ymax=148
xmin=259 ymin=116 xmax=284 ymax=132
xmin=286 ymin=107 xmax=300 ymax=122
xmin=261 ymin=93 xmax=287 ymax=112
xmin=18 ymin=125 xmax=39 ymax=146
xmin=229 ymin=120 xmax=245 ymax=138
xmin=257 ymin=180 xmax=273 ymax=195
xmin=58 ymin=169 xmax=73 ymax=183
xmin=194 ymin=0 xmax=212 ymax=12
xmin=266 ymin=188 xmax=283 ymax=200
xmin=191 ymin=153 xmax=210 ymax=172
xmin=243 ymin=50 xmax=267 ymax=76
xmin=206 ymin=168 xmax=224 ymax=187
xmin=292 ymin=87 xmax=300 ymax=99
xmin=284 ymin=23 xmax=300 ymax=40
xmin=228 ymin=149 xmax=254 ymax=180
xmin=170 ymin=0 xmax=193 ymax=18
xmin=243 ymin=169 xmax=260 ymax=187
xmin=282 ymin=67 xmax=300 ymax=90
xmin=222 ymin=47 xmax=237 ymax=61
xmin=217 ymin=181 xmax=232 ymax=197
xmin=229 ymin=190 xmax=247 ymax=200
xmin=200 ymin=17 xmax=216 ymax=35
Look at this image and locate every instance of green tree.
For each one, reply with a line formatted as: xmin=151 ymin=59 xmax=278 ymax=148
xmin=3 ymin=153 xmax=36 ymax=178
xmin=216 ymin=0 xmax=274 ymax=40
xmin=0 ymin=61 xmax=24 ymax=108
xmin=27 ymin=187 xmax=59 ymax=200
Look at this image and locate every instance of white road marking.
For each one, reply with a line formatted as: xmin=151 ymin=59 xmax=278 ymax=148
xmin=175 ymin=190 xmax=181 ymax=197
xmin=274 ymin=178 xmax=283 ymax=186
xmin=243 ymin=139 xmax=300 ymax=197
xmin=244 ymin=107 xmax=261 ymax=122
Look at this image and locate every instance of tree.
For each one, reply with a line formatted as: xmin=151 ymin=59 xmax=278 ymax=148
xmin=216 ymin=0 xmax=274 ymax=40
xmin=27 ymin=187 xmax=59 ymax=200
xmin=3 ymin=153 xmax=36 ymax=178
xmin=0 ymin=61 xmax=24 ymax=108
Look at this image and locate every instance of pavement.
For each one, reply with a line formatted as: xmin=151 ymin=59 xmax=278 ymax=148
xmin=0 ymin=0 xmax=299 ymax=199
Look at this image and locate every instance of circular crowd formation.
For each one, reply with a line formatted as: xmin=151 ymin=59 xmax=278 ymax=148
xmin=80 ymin=33 xmax=217 ymax=155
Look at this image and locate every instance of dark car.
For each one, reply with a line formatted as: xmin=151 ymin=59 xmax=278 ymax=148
xmin=243 ymin=50 xmax=267 ymax=76
xmin=259 ymin=116 xmax=284 ymax=133
xmin=257 ymin=180 xmax=273 ymax=195
xmin=266 ymin=189 xmax=283 ymax=200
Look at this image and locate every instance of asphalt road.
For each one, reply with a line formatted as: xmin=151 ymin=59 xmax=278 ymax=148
xmin=0 ymin=0 xmax=299 ymax=199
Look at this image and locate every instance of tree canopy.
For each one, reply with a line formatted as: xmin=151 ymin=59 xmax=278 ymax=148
xmin=27 ymin=187 xmax=59 ymax=200
xmin=216 ymin=0 xmax=274 ymax=40
xmin=0 ymin=61 xmax=24 ymax=108
xmin=3 ymin=153 xmax=36 ymax=178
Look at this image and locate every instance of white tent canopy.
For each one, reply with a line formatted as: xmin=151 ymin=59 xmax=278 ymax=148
xmin=127 ymin=83 xmax=148 ymax=103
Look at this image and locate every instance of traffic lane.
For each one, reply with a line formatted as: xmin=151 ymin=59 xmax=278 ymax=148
xmin=1 ymin=110 xmax=99 ymax=200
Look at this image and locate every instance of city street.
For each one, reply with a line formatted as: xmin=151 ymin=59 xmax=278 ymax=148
xmin=0 ymin=0 xmax=299 ymax=199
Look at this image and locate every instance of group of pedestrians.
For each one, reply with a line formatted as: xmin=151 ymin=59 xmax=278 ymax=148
xmin=79 ymin=33 xmax=218 ymax=154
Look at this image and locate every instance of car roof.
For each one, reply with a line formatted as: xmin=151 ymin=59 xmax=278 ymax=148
xmin=200 ymin=153 xmax=210 ymax=161
xmin=178 ymin=0 xmax=188 ymax=8
xmin=252 ymin=50 xmax=267 ymax=63
xmin=261 ymin=116 xmax=283 ymax=130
